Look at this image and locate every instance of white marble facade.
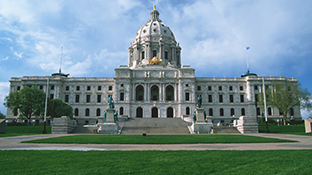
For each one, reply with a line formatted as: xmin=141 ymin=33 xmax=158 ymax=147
xmin=6 ymin=6 xmax=301 ymax=125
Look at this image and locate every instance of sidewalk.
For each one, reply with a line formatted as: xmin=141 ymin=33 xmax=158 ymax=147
xmin=1 ymin=134 xmax=311 ymax=151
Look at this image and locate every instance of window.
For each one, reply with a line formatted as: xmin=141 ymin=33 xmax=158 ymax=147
xmin=87 ymin=86 xmax=91 ymax=91
xmin=75 ymin=95 xmax=80 ymax=102
xmin=97 ymin=95 xmax=101 ymax=103
xmin=50 ymin=94 xmax=54 ymax=99
xmin=98 ymin=86 xmax=101 ymax=90
xmin=218 ymin=86 xmax=222 ymax=91
xmin=85 ymin=108 xmax=90 ymax=116
xmin=66 ymin=86 xmax=69 ymax=91
xmin=230 ymin=95 xmax=234 ymax=103
xmin=240 ymin=86 xmax=243 ymax=91
xmin=142 ymin=51 xmax=145 ymax=60
xmin=230 ymin=108 xmax=235 ymax=116
xmin=255 ymin=85 xmax=258 ymax=90
xmin=208 ymin=86 xmax=212 ymax=91
xmin=65 ymin=95 xmax=69 ymax=102
xmin=186 ymin=107 xmax=190 ymax=115
xmin=51 ymin=85 xmax=54 ymax=90
xmin=109 ymin=86 xmax=112 ymax=91
xmin=197 ymin=86 xmax=201 ymax=91
xmin=241 ymin=108 xmax=245 ymax=116
xmin=17 ymin=86 xmax=20 ymax=91
xmin=153 ymin=50 xmax=157 ymax=57
xmin=121 ymin=84 xmax=124 ymax=87
xmin=120 ymin=92 xmax=124 ymax=101
xmin=219 ymin=94 xmax=223 ymax=103
xmin=96 ymin=108 xmax=101 ymax=116
xmin=185 ymin=92 xmax=190 ymax=101
xmin=268 ymin=107 xmax=272 ymax=115
xmin=220 ymin=108 xmax=224 ymax=116
xmin=240 ymin=95 xmax=244 ymax=103
xmin=165 ymin=51 xmax=168 ymax=59
xmin=229 ymin=86 xmax=233 ymax=91
xmin=186 ymin=84 xmax=189 ymax=87
xmin=208 ymin=95 xmax=212 ymax=103
xmin=209 ymin=108 xmax=213 ymax=116
xmin=255 ymin=94 xmax=258 ymax=103
xmin=86 ymin=95 xmax=90 ymax=103
xmin=40 ymin=85 xmax=43 ymax=90
xmin=75 ymin=108 xmax=79 ymax=116
xmin=76 ymin=86 xmax=80 ymax=91
xmin=120 ymin=107 xmax=124 ymax=115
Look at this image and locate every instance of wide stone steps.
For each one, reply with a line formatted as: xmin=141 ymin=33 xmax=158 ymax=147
xmin=70 ymin=125 xmax=93 ymax=134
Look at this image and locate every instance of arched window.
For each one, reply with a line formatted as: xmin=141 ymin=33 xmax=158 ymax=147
xmin=230 ymin=108 xmax=235 ymax=116
xmin=167 ymin=107 xmax=173 ymax=118
xmin=241 ymin=108 xmax=245 ymax=116
xmin=165 ymin=85 xmax=174 ymax=101
xmin=85 ymin=108 xmax=90 ymax=116
xmin=75 ymin=108 xmax=79 ymax=116
xmin=209 ymin=108 xmax=213 ymax=116
xmin=268 ymin=107 xmax=272 ymax=115
xmin=120 ymin=107 xmax=124 ymax=115
xmin=142 ymin=51 xmax=145 ymax=60
xmin=136 ymin=107 xmax=143 ymax=118
xmin=152 ymin=107 xmax=158 ymax=118
xmin=153 ymin=50 xmax=157 ymax=57
xmin=96 ymin=108 xmax=101 ymax=116
xmin=136 ymin=85 xmax=144 ymax=101
xmin=186 ymin=107 xmax=190 ymax=115
xmin=151 ymin=85 xmax=159 ymax=101
xmin=220 ymin=108 xmax=224 ymax=116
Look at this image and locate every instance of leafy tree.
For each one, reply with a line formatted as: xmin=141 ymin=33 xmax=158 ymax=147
xmin=0 ymin=111 xmax=5 ymax=119
xmin=4 ymin=86 xmax=46 ymax=125
xmin=47 ymin=98 xmax=73 ymax=118
xmin=258 ymin=81 xmax=311 ymax=125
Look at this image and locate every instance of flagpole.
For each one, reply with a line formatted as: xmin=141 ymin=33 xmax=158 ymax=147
xmin=246 ymin=47 xmax=250 ymax=72
xmin=43 ymin=78 xmax=49 ymax=134
xmin=262 ymin=77 xmax=269 ymax=133
xmin=59 ymin=46 xmax=63 ymax=73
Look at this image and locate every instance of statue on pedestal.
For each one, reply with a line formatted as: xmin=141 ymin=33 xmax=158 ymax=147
xmin=193 ymin=111 xmax=196 ymax=122
xmin=108 ymin=95 xmax=115 ymax=109
xmin=103 ymin=111 xmax=106 ymax=122
xmin=197 ymin=95 xmax=202 ymax=108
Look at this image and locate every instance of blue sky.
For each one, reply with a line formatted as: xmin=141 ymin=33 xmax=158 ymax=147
xmin=0 ymin=0 xmax=311 ymax=118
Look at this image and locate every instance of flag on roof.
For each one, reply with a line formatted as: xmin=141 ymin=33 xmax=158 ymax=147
xmin=246 ymin=47 xmax=250 ymax=50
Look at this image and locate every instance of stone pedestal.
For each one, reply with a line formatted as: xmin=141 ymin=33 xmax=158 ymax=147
xmin=192 ymin=108 xmax=212 ymax=134
xmin=106 ymin=108 xmax=115 ymax=123
xmin=98 ymin=123 xmax=118 ymax=134
xmin=304 ymin=118 xmax=312 ymax=133
xmin=52 ymin=116 xmax=76 ymax=134
xmin=236 ymin=116 xmax=258 ymax=134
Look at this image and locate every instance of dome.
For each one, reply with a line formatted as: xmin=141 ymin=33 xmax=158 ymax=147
xmin=128 ymin=5 xmax=181 ymax=68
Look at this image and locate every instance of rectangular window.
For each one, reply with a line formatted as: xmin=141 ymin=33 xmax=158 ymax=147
xmin=255 ymin=85 xmax=258 ymax=90
xmin=51 ymin=85 xmax=54 ymax=90
xmin=229 ymin=86 xmax=233 ymax=91
xmin=97 ymin=95 xmax=101 ymax=103
xmin=208 ymin=86 xmax=212 ymax=91
xmin=240 ymin=95 xmax=244 ymax=103
xmin=165 ymin=51 xmax=168 ymax=59
xmin=98 ymin=86 xmax=101 ymax=91
xmin=120 ymin=92 xmax=124 ymax=101
xmin=230 ymin=95 xmax=233 ymax=103
xmin=255 ymin=94 xmax=258 ymax=103
xmin=153 ymin=50 xmax=157 ymax=57
xmin=218 ymin=86 xmax=222 ymax=91
xmin=65 ymin=95 xmax=69 ymax=102
xmin=66 ymin=86 xmax=69 ymax=91
xmin=50 ymin=94 xmax=54 ymax=99
xmin=109 ymin=86 xmax=112 ymax=91
xmin=219 ymin=94 xmax=223 ymax=103
xmin=240 ymin=86 xmax=244 ymax=91
xmin=76 ymin=86 xmax=80 ymax=91
xmin=208 ymin=95 xmax=212 ymax=103
xmin=17 ymin=86 xmax=20 ymax=91
xmin=86 ymin=95 xmax=90 ymax=103
xmin=87 ymin=86 xmax=91 ymax=91
xmin=185 ymin=93 xmax=190 ymax=101
xmin=40 ymin=85 xmax=43 ymax=90
xmin=75 ymin=95 xmax=80 ymax=102
xmin=197 ymin=86 xmax=201 ymax=91
xmin=142 ymin=51 xmax=145 ymax=60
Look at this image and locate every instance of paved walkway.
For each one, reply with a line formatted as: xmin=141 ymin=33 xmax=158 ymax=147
xmin=0 ymin=134 xmax=311 ymax=151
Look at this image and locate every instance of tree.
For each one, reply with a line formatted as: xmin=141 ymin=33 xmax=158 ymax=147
xmin=258 ymin=81 xmax=312 ymax=125
xmin=4 ymin=86 xmax=46 ymax=125
xmin=0 ymin=111 xmax=5 ymax=119
xmin=47 ymin=98 xmax=73 ymax=118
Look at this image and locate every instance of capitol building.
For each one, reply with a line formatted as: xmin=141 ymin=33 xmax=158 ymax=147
xmin=6 ymin=6 xmax=301 ymax=125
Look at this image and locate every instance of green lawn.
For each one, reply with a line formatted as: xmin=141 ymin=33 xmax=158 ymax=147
xmin=23 ymin=134 xmax=295 ymax=144
xmin=0 ymin=126 xmax=51 ymax=137
xmin=0 ymin=150 xmax=311 ymax=175
xmin=258 ymin=124 xmax=312 ymax=136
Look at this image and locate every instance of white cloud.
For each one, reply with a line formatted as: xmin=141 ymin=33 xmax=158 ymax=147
xmin=1 ymin=56 xmax=9 ymax=61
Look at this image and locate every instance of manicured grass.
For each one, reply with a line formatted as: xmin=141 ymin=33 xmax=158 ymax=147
xmin=0 ymin=126 xmax=51 ymax=137
xmin=23 ymin=134 xmax=295 ymax=144
xmin=0 ymin=150 xmax=311 ymax=174
xmin=258 ymin=124 xmax=311 ymax=134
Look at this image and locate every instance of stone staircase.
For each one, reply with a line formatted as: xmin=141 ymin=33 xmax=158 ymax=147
xmin=70 ymin=125 xmax=94 ymax=134
xmin=211 ymin=126 xmax=240 ymax=134
xmin=120 ymin=118 xmax=192 ymax=135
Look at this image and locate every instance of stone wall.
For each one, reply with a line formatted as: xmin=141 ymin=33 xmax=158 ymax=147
xmin=235 ymin=116 xmax=258 ymax=134
xmin=52 ymin=116 xmax=76 ymax=134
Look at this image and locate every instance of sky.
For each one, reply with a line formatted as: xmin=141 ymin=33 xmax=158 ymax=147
xmin=0 ymin=0 xmax=311 ymax=118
